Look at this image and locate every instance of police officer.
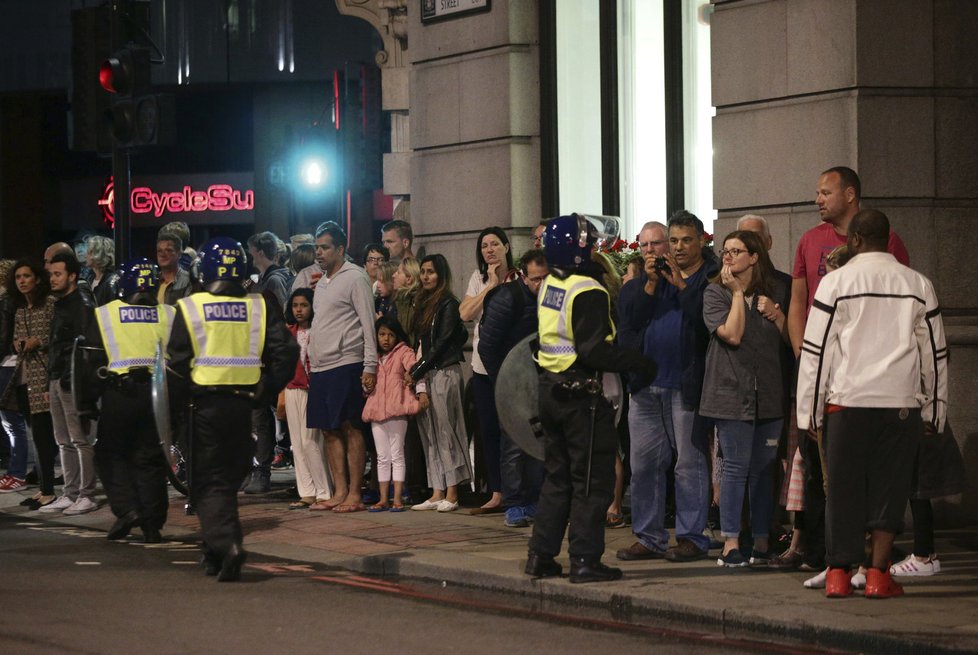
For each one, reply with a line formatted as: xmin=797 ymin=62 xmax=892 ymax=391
xmin=167 ymin=238 xmax=298 ymax=582
xmin=88 ymin=258 xmax=174 ymax=543
xmin=525 ymin=214 xmax=657 ymax=583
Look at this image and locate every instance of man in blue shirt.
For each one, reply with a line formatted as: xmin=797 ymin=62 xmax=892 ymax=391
xmin=616 ymin=211 xmax=718 ymax=562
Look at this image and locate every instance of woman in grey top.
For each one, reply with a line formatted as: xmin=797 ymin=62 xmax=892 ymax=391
xmin=700 ymin=231 xmax=789 ymax=568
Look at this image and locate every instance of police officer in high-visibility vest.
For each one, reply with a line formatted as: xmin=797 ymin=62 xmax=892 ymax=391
xmin=87 ymin=258 xmax=174 ymax=543
xmin=525 ymin=214 xmax=658 ymax=583
xmin=167 ymin=238 xmax=297 ymax=582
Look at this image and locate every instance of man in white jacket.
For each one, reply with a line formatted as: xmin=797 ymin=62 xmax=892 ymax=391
xmin=797 ymin=209 xmax=947 ymax=599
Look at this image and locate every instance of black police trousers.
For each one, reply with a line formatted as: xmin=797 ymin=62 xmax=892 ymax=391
xmin=528 ymin=374 xmax=616 ymax=561
xmin=191 ymin=392 xmax=254 ymax=558
xmin=94 ymin=381 xmax=169 ymax=529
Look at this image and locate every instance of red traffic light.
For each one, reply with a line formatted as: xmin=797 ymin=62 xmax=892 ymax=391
xmin=99 ymin=51 xmax=132 ymax=94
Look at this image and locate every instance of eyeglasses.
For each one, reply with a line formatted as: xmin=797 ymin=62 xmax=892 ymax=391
xmin=720 ymin=248 xmax=747 ymax=258
xmin=365 ymin=256 xmax=385 ymax=264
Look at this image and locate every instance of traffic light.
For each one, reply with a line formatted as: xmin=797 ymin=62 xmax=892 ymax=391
xmin=99 ymin=45 xmax=173 ymax=149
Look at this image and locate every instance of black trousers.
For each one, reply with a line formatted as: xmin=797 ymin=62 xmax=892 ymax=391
xmin=799 ymin=432 xmax=826 ymax=567
xmin=94 ymin=381 xmax=169 ymax=528
xmin=251 ymin=405 xmax=275 ymax=472
xmin=529 ymin=375 xmax=616 ymax=561
xmin=192 ymin=393 xmax=254 ymax=557
xmin=825 ymin=407 xmax=920 ymax=568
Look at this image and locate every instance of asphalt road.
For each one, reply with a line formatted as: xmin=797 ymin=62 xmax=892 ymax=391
xmin=0 ymin=513 xmax=826 ymax=655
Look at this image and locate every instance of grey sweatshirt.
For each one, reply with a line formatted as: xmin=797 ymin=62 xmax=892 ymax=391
xmin=308 ymin=261 xmax=378 ymax=374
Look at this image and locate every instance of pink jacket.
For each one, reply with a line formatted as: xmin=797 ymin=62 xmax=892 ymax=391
xmin=362 ymin=342 xmax=421 ymax=422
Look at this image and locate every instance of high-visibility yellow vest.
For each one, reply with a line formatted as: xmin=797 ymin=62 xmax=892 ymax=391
xmin=95 ymin=300 xmax=176 ymax=374
xmin=176 ymin=293 xmax=266 ymax=386
xmin=537 ymin=273 xmax=615 ymax=373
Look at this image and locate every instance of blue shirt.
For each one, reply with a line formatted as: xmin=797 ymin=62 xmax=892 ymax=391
xmin=642 ymin=269 xmax=706 ymax=389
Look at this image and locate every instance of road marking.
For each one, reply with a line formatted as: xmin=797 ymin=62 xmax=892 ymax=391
xmin=75 ymin=561 xmax=102 ymax=565
xmin=172 ymin=561 xmax=198 ymax=565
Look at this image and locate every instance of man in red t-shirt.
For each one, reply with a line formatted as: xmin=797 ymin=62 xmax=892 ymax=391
xmin=787 ymin=167 xmax=909 ymax=356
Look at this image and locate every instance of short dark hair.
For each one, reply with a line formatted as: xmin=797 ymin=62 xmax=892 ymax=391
xmin=49 ymin=251 xmax=81 ymax=278
xmin=667 ymin=209 xmax=704 ymax=236
xmin=290 ymin=244 xmax=315 ymax=272
xmin=314 ymin=221 xmax=347 ymax=251
xmin=382 ymin=219 xmax=413 ymax=244
xmin=822 ymin=166 xmax=861 ymax=200
xmin=247 ymin=231 xmax=280 ymax=260
xmin=518 ymin=248 xmax=547 ymax=274
xmin=375 ymin=315 xmax=409 ymax=348
xmin=362 ymin=243 xmax=390 ymax=263
xmin=157 ymin=233 xmax=183 ymax=252
xmin=849 ymin=209 xmax=890 ymax=251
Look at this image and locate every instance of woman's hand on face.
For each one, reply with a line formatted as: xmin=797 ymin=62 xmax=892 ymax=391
xmin=486 ymin=264 xmax=500 ymax=288
xmin=756 ymin=295 xmax=781 ymax=321
xmin=720 ymin=265 xmax=743 ymax=293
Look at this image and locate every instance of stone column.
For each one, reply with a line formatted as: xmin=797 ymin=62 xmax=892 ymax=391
xmin=710 ymin=0 xmax=978 ymax=523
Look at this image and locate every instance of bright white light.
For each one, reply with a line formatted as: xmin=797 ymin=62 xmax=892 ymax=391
xmin=300 ymin=159 xmax=327 ymax=187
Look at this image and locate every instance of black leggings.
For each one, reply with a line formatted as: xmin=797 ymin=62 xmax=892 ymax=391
xmin=28 ymin=411 xmax=58 ymax=495
xmin=910 ymin=498 xmax=935 ymax=556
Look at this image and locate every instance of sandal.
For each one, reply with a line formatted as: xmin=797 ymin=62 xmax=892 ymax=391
xmin=289 ymin=498 xmax=315 ymax=510
xmin=368 ymin=502 xmax=390 ymax=513
xmin=389 ymin=503 xmax=406 ymax=513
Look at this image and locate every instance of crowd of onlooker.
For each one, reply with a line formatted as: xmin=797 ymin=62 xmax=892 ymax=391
xmin=0 ymin=165 xmax=963 ymax=596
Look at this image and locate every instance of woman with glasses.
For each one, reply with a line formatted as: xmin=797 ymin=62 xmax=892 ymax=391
xmin=700 ymin=230 xmax=790 ymax=568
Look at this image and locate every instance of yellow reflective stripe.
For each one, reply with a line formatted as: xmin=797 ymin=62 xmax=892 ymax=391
xmin=179 ymin=298 xmax=207 ymax=357
xmin=247 ymin=293 xmax=263 ymax=363
xmin=96 ymin=305 xmax=121 ymax=363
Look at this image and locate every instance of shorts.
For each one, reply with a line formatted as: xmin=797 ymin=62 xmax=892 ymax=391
xmin=307 ymin=363 xmax=365 ymax=432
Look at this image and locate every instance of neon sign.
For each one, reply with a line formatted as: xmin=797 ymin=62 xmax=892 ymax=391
xmin=131 ymin=184 xmax=254 ymax=217
xmin=99 ymin=177 xmax=115 ymax=227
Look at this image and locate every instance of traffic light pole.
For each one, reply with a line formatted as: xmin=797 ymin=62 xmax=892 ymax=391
xmin=113 ymin=148 xmax=131 ymax=263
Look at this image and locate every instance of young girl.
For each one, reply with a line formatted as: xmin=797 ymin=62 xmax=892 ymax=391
xmin=362 ymin=316 xmax=425 ymax=512
xmin=374 ymin=261 xmax=398 ymax=320
xmin=283 ymin=288 xmax=333 ymax=509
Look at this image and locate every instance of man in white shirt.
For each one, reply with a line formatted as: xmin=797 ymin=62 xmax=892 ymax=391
xmin=797 ymin=209 xmax=947 ymax=599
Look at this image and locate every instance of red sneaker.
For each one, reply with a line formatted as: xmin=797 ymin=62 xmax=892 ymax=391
xmin=865 ymin=568 xmax=904 ymax=599
xmin=0 ymin=475 xmax=27 ymax=493
xmin=825 ymin=567 xmax=853 ymax=598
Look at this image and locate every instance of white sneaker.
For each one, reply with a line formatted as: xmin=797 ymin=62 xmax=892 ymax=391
xmin=850 ymin=568 xmax=866 ymax=589
xmin=803 ymin=567 xmax=829 ymax=589
xmin=411 ymin=499 xmax=442 ymax=511
xmin=436 ymin=500 xmax=459 ymax=513
xmin=63 ymin=497 xmax=99 ymax=516
xmin=890 ymin=554 xmax=941 ymax=577
xmin=38 ymin=495 xmax=75 ymax=513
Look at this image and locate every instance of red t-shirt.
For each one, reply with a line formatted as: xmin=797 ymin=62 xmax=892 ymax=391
xmin=792 ymin=222 xmax=910 ymax=310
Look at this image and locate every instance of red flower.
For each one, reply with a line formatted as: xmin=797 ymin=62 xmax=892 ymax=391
xmin=628 ymin=241 xmax=639 ymax=249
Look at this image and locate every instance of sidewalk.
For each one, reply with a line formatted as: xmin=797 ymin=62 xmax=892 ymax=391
xmin=3 ymin=482 xmax=977 ymax=655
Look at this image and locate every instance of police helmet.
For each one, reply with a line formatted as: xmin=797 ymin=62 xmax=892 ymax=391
xmin=543 ymin=214 xmax=597 ymax=270
xmin=118 ymin=257 xmax=159 ymax=299
xmin=199 ymin=237 xmax=246 ymax=285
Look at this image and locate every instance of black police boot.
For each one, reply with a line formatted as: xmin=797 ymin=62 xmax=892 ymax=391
xmin=107 ymin=510 xmax=141 ymax=541
xmin=142 ymin=524 xmax=162 ymax=544
xmin=569 ymin=557 xmax=623 ymax=584
xmin=217 ymin=543 xmax=247 ymax=582
xmin=525 ymin=551 xmax=563 ymax=578
xmin=200 ymin=547 xmax=221 ymax=576
xmin=243 ymin=469 xmax=271 ymax=494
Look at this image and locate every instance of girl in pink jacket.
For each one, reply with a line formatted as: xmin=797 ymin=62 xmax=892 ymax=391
xmin=362 ymin=316 xmax=426 ymax=512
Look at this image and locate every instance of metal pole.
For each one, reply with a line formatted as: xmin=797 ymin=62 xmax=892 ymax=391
xmin=113 ymin=148 xmax=131 ymax=262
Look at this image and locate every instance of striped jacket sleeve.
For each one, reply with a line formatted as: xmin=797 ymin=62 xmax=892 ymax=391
xmin=918 ymin=278 xmax=948 ymax=432
xmin=795 ymin=280 xmax=839 ymax=431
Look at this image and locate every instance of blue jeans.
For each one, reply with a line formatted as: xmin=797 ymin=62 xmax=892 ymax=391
xmin=628 ymin=386 xmax=711 ymax=552
xmin=715 ymin=418 xmax=782 ymax=541
xmin=0 ymin=366 xmax=29 ymax=479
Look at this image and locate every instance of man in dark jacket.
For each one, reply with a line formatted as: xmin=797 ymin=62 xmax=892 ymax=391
xmin=478 ymin=249 xmax=548 ymax=528
xmin=40 ymin=251 xmax=98 ymax=516
xmin=615 ymin=210 xmax=718 ymax=563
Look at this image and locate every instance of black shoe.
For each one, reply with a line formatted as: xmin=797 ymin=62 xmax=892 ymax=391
xmin=142 ymin=524 xmax=162 ymax=544
xmin=218 ymin=543 xmax=247 ymax=582
xmin=201 ymin=549 xmax=221 ymax=576
xmin=569 ymin=557 xmax=623 ymax=584
xmin=525 ymin=552 xmax=562 ymax=578
xmin=243 ymin=470 xmax=271 ymax=494
xmin=107 ymin=510 xmax=141 ymax=541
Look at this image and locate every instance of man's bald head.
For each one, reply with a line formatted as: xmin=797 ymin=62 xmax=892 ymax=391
xmin=848 ymin=209 xmax=890 ymax=254
xmin=44 ymin=242 xmax=74 ymax=270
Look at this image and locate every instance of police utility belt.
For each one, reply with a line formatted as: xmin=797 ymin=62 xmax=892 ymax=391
xmin=106 ymin=367 xmax=152 ymax=389
xmin=543 ymin=367 xmax=604 ymax=401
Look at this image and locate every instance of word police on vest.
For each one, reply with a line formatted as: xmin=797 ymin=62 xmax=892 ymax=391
xmin=542 ymin=287 xmax=565 ymax=311
xmin=203 ymin=302 xmax=248 ymax=321
xmin=118 ymin=306 xmax=159 ymax=323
